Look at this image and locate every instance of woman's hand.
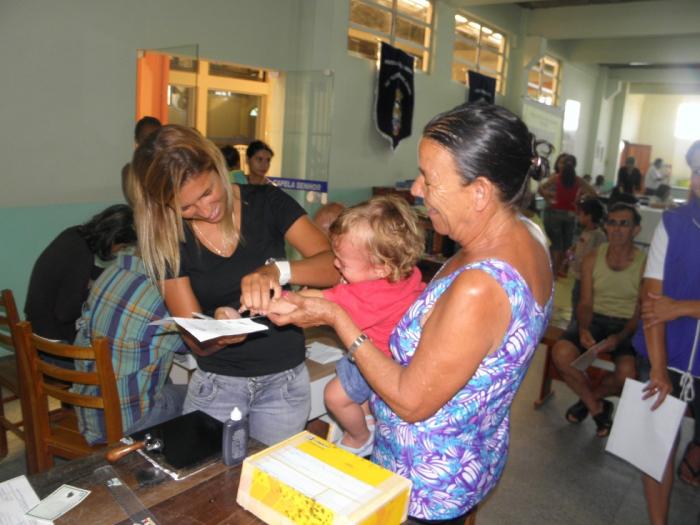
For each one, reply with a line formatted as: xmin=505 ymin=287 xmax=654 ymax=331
xmin=267 ymin=292 xmax=338 ymax=328
xmin=180 ymin=328 xmax=246 ymax=357
xmin=642 ymin=292 xmax=680 ymax=327
xmin=642 ymin=366 xmax=673 ymax=410
xmin=184 ymin=306 xmax=247 ymax=353
xmin=240 ymin=263 xmax=282 ymax=314
xmin=215 ymin=306 xmax=241 ymax=320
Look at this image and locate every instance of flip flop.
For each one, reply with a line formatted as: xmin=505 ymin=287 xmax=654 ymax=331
xmin=565 ymin=400 xmax=589 ymax=423
xmin=677 ymin=441 xmax=700 ymax=487
xmin=592 ymin=399 xmax=613 ymax=438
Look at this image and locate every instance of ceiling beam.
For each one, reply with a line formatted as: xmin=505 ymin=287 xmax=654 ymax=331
xmin=559 ymin=34 xmax=700 ymax=65
xmin=629 ymin=82 xmax=700 ymax=95
xmin=445 ymin=0 xmax=539 ymax=5
xmin=526 ymin=0 xmax=700 ymax=40
xmin=609 ymin=67 xmax=700 ymax=84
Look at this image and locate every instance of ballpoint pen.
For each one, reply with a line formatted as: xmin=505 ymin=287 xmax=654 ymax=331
xmin=192 ymin=311 xmax=266 ymax=321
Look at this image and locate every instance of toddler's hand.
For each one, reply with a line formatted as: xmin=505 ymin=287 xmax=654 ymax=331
xmin=267 ymin=298 xmax=298 ymax=316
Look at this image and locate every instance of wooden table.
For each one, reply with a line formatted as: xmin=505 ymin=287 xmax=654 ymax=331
xmin=28 ymin=439 xmax=434 ymax=525
xmin=28 ymin=326 xmax=460 ymax=525
xmin=28 ymin=442 xmax=268 ymax=524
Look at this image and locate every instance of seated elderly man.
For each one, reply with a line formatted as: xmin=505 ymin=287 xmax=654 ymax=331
xmin=552 ymin=203 xmax=646 ymax=437
xmin=72 ymin=250 xmax=187 ymax=444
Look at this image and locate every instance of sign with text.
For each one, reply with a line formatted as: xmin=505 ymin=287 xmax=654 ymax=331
xmin=268 ymin=177 xmax=328 ymax=193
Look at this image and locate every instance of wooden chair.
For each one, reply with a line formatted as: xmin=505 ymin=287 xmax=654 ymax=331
xmin=0 ymin=289 xmax=36 ymax=471
xmin=16 ymin=320 xmax=123 ymax=472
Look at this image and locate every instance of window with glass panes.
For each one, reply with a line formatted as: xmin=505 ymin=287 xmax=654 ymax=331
xmin=347 ymin=0 xmax=433 ymax=72
xmin=452 ymin=14 xmax=507 ymax=94
xmin=527 ymin=55 xmax=560 ymax=106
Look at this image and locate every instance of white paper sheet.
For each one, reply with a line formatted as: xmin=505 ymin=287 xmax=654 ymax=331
xmin=0 ymin=475 xmax=45 ymax=525
xmin=25 ymin=484 xmax=89 ymax=522
xmin=571 ymin=341 xmax=607 ymax=371
xmin=149 ymin=317 xmax=268 ymax=342
xmin=605 ymin=378 xmax=687 ymax=481
xmin=306 ymin=341 xmax=344 ymax=365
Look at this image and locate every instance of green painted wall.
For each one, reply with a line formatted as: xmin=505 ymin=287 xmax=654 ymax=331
xmin=1 ymin=0 xmax=611 ymax=315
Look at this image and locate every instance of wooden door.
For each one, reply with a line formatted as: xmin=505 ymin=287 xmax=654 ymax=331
xmin=619 ymin=141 xmax=652 ymax=176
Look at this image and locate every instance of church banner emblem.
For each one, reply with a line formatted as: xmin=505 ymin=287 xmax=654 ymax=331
xmin=467 ymin=70 xmax=496 ymax=104
xmin=375 ymin=42 xmax=414 ymax=149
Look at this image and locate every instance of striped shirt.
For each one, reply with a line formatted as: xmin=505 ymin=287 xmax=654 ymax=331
xmin=72 ymin=254 xmax=187 ymax=444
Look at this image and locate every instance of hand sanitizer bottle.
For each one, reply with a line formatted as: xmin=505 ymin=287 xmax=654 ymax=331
xmin=222 ymin=407 xmax=248 ymax=466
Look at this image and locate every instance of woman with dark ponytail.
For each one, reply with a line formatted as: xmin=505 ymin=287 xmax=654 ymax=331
xmin=269 ymin=103 xmax=555 ymax=524
xmin=539 ymin=153 xmax=596 ymax=277
xmin=25 ymin=205 xmax=136 ymax=344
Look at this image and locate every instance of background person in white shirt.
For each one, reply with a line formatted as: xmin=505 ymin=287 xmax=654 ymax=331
xmin=645 ymin=158 xmax=667 ymax=196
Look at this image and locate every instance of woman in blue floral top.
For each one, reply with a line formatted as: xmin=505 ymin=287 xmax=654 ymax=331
xmin=270 ymin=103 xmax=554 ymax=524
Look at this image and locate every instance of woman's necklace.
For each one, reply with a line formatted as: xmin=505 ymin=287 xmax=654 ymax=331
xmin=192 ymin=221 xmax=231 ymax=256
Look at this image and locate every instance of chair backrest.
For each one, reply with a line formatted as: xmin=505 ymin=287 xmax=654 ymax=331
xmin=16 ymin=321 xmax=123 ymax=446
xmin=0 ymin=289 xmax=20 ymax=352
xmin=0 ymin=289 xmax=42 ymax=473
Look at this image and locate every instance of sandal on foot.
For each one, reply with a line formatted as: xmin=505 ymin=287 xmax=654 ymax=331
xmin=565 ymin=400 xmax=589 ymax=423
xmin=592 ymin=399 xmax=613 ymax=438
xmin=677 ymin=441 xmax=700 ymax=487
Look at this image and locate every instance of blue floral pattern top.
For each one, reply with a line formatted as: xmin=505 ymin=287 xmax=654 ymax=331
xmin=370 ymin=259 xmax=553 ymax=520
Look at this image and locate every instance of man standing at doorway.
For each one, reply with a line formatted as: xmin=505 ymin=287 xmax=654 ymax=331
xmin=617 ymin=156 xmax=643 ymax=196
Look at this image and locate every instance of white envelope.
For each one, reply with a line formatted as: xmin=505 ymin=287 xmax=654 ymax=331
xmin=605 ymin=378 xmax=687 ymax=481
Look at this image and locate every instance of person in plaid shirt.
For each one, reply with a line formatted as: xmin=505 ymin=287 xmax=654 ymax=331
xmin=72 ymin=251 xmax=188 ymax=444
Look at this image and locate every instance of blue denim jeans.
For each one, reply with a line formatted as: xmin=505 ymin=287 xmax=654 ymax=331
xmin=543 ymin=208 xmax=575 ymax=252
xmin=336 ymin=356 xmax=371 ymax=404
xmin=127 ymin=383 xmax=187 ymax=436
xmin=183 ymin=362 xmax=310 ymax=446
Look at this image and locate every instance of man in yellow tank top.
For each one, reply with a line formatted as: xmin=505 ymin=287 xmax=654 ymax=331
xmin=552 ymin=203 xmax=646 ymax=438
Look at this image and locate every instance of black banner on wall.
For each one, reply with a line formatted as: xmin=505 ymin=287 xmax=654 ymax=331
xmin=467 ymin=71 xmax=496 ymax=104
xmin=375 ymin=42 xmax=414 ymax=149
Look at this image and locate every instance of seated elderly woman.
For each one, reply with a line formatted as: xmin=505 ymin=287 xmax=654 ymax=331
xmin=268 ymin=103 xmax=554 ymax=524
xmin=25 ymin=204 xmax=136 ymax=344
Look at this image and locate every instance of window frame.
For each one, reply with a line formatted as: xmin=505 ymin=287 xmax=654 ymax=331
xmin=347 ymin=0 xmax=434 ymax=73
xmin=527 ymin=55 xmax=561 ymax=107
xmin=451 ymin=12 xmax=508 ymax=95
xmin=167 ymin=58 xmax=273 ymax=145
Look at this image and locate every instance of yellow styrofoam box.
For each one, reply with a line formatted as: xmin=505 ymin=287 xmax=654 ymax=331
xmin=236 ymin=431 xmax=411 ymax=525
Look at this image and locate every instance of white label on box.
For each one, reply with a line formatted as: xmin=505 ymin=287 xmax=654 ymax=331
xmin=255 ymin=447 xmax=382 ymax=514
